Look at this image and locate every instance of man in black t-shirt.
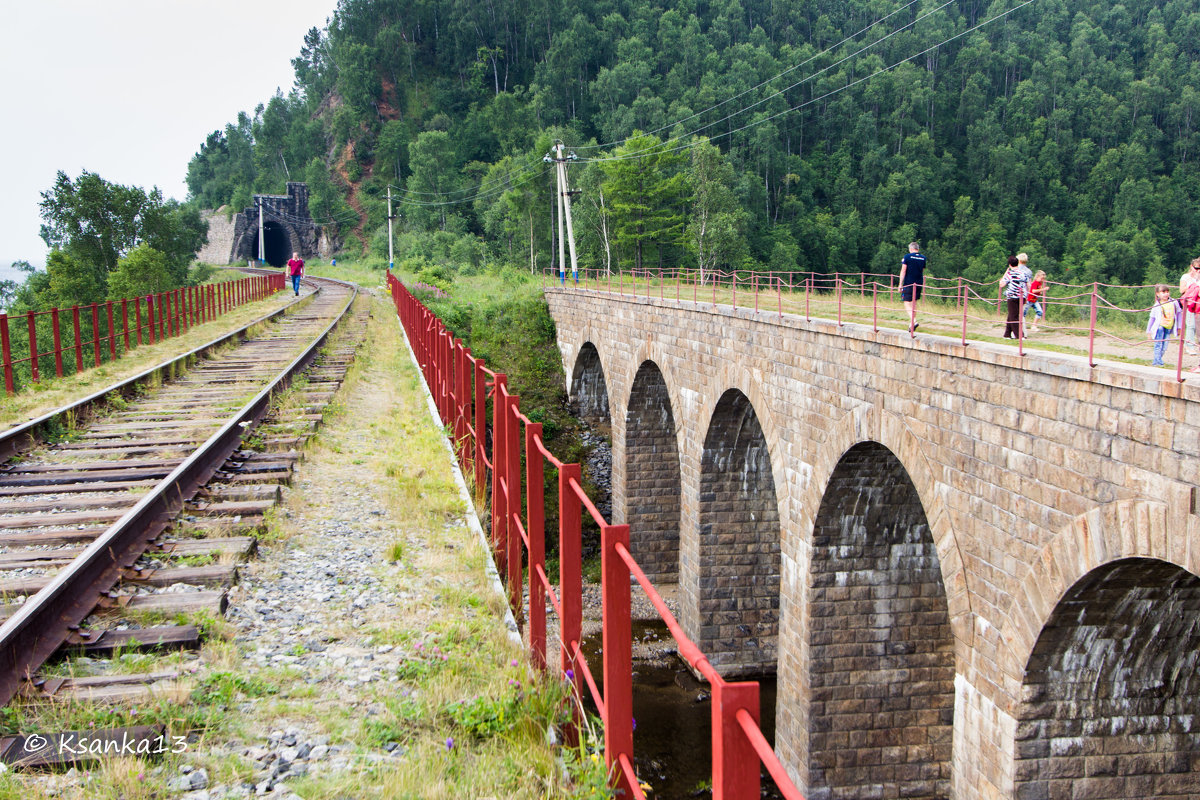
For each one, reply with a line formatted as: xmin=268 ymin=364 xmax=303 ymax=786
xmin=899 ymin=242 xmax=926 ymax=334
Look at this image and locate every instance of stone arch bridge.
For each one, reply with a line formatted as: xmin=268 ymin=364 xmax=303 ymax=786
xmin=544 ymin=286 xmax=1200 ymax=800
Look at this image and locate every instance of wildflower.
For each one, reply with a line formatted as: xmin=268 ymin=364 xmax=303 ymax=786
xmin=445 ymin=737 xmax=454 ymax=751
xmin=510 ymin=659 xmax=518 ymax=667
xmin=632 ymin=717 xmax=637 ymax=731
xmin=565 ymin=669 xmax=575 ymax=682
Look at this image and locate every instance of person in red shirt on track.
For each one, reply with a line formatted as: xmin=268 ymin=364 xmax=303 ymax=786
xmin=287 ymin=252 xmax=304 ymax=296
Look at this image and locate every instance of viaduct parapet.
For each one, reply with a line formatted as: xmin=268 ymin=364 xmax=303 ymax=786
xmin=544 ymin=286 xmax=1200 ymax=800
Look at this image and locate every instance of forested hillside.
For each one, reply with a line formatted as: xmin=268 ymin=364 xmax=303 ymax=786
xmin=187 ymin=0 xmax=1200 ymax=286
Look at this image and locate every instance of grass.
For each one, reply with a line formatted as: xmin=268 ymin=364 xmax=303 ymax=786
xmin=0 ymin=287 xmax=609 ymax=798
xmin=179 ymin=293 xmax=608 ymax=798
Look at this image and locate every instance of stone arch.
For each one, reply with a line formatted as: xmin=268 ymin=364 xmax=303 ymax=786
xmin=234 ymin=218 xmax=302 ymax=267
xmin=806 ymin=440 xmax=956 ymax=800
xmin=697 ymin=388 xmax=782 ymax=676
xmin=1014 ymin=557 xmax=1200 ymax=799
xmin=569 ymin=342 xmax=613 ymax=432
xmin=1000 ymin=500 xmax=1185 ymax=680
xmin=623 ymin=360 xmax=682 ymax=582
xmin=798 ymin=405 xmax=972 ymax=645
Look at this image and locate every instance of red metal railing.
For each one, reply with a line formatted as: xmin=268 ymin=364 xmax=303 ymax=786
xmin=387 ymin=271 xmax=804 ymax=799
xmin=1 ymin=274 xmax=286 ymax=396
xmin=546 ymin=266 xmax=1197 ymax=383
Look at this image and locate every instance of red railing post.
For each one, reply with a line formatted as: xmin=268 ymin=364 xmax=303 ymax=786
xmin=505 ymin=393 xmax=523 ymax=617
xmin=134 ymin=297 xmax=143 ymax=345
xmin=732 ymin=273 xmax=737 ymax=309
xmin=836 ymin=277 xmax=843 ymax=327
xmin=147 ymin=297 xmax=157 ymax=344
xmin=753 ymin=274 xmax=758 ymax=313
xmin=121 ymin=298 xmax=130 ymax=351
xmin=714 ymin=682 xmax=762 ymax=800
xmin=1088 ymin=282 xmax=1098 ymax=367
xmin=1178 ymin=306 xmax=1188 ymax=383
xmin=491 ymin=375 xmax=509 ymax=575
xmin=106 ymin=301 xmax=116 ymax=361
xmin=91 ymin=304 xmax=101 ymax=366
xmin=872 ymin=282 xmax=878 ymax=333
xmin=26 ymin=310 xmax=39 ymax=383
xmin=777 ymin=276 xmax=782 ymax=319
xmin=805 ymin=278 xmax=810 ymax=321
xmin=474 ymin=358 xmax=487 ymax=498
xmin=0 ymin=314 xmax=13 ymax=394
xmin=72 ymin=305 xmax=84 ymax=370
xmin=51 ymin=308 xmax=63 ymax=377
xmin=559 ymin=463 xmax=584 ymax=711
xmin=526 ymin=422 xmax=547 ymax=671
xmin=602 ymin=524 xmax=635 ymax=797
xmin=960 ymin=280 xmax=969 ymax=347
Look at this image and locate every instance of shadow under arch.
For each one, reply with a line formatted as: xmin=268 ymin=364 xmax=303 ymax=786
xmin=697 ymin=388 xmax=781 ymax=677
xmin=624 ymin=360 xmax=681 ymax=581
xmin=806 ymin=440 xmax=955 ymax=800
xmin=569 ymin=341 xmax=612 ymax=432
xmin=1014 ymin=556 xmax=1200 ymax=799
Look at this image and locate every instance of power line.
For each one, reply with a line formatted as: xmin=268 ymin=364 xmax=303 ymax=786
xmin=573 ymin=0 xmax=927 ymax=153
xmin=578 ymin=0 xmax=1038 ymax=166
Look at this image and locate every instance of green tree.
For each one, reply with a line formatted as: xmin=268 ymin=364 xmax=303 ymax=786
xmin=39 ymin=171 xmax=207 ymax=303
xmin=600 ymin=132 xmax=688 ymax=271
xmin=685 ymin=138 xmax=746 ymax=281
xmin=107 ymin=245 xmax=175 ymax=300
xmin=45 ymin=250 xmax=104 ymax=308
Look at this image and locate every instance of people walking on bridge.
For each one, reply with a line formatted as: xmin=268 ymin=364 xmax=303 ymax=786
xmin=1179 ymin=257 xmax=1200 ymax=354
xmin=287 ymin=252 xmax=305 ymax=296
xmin=1025 ymin=269 xmax=1046 ymax=332
xmin=898 ymin=242 xmax=926 ymax=334
xmin=1000 ymin=253 xmax=1032 ymax=339
xmin=1147 ymin=284 xmax=1180 ymax=367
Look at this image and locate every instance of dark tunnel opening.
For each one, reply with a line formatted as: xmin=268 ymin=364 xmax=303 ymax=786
xmin=253 ymin=221 xmax=291 ymax=267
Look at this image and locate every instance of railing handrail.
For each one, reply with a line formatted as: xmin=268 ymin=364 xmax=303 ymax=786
xmin=535 ymin=264 xmax=1195 ymax=383
xmin=1 ymin=274 xmax=286 ymax=396
xmin=386 ymin=270 xmax=805 ymax=800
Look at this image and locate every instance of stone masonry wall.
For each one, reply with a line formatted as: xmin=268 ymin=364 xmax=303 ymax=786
xmin=196 ymin=209 xmax=237 ymax=265
xmin=624 ymin=362 xmax=681 ymax=582
xmin=1015 ymin=558 xmax=1200 ymax=800
xmin=545 ymin=287 xmax=1200 ymax=800
xmin=698 ymin=389 xmax=781 ymax=675
xmin=808 ymin=442 xmax=954 ymax=800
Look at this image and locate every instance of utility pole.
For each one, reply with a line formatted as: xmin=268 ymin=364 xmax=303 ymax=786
xmin=387 ymin=186 xmax=395 ymax=272
xmin=545 ymin=142 xmax=580 ymax=286
xmin=257 ymin=196 xmax=265 ymax=266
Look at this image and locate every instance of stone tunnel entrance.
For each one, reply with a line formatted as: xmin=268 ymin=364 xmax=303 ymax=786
xmin=253 ymin=221 xmax=292 ymax=267
xmin=808 ymin=442 xmax=954 ymax=800
xmin=1016 ymin=558 xmax=1200 ymax=800
xmin=624 ymin=361 xmax=680 ymax=582
xmin=698 ymin=389 xmax=780 ymax=677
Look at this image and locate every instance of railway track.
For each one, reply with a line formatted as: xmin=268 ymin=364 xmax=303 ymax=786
xmin=0 ymin=274 xmax=365 ymax=711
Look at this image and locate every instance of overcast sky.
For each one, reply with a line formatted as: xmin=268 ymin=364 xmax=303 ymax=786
xmin=0 ymin=1 xmax=338 ymax=272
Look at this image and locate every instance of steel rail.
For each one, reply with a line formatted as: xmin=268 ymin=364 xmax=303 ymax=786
xmin=0 ymin=277 xmax=356 ymax=705
xmin=0 ymin=281 xmax=308 ymax=463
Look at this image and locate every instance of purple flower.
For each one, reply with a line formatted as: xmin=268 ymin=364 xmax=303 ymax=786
xmin=565 ymin=669 xmax=575 ymax=682
xmin=632 ymin=717 xmax=637 ymax=731
xmin=445 ymin=737 xmax=455 ymax=751
xmin=510 ymin=659 xmax=518 ymax=667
